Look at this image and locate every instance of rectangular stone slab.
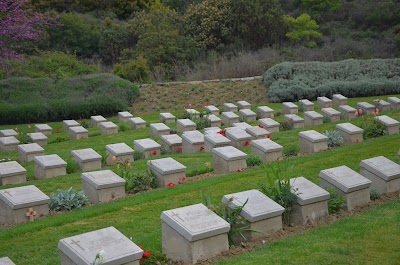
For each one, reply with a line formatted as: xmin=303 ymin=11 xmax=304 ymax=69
xmin=321 ymin=108 xmax=341 ymax=116
xmin=320 ymin=166 xmax=371 ymax=193
xmin=18 ymin=143 xmax=44 ymax=154
xmin=69 ymin=126 xmax=88 ymax=134
xmin=118 ymin=111 xmax=133 ymax=118
xmin=251 ymin=139 xmax=282 ymax=153
xmin=237 ymin=101 xmax=251 ymax=109
xmin=134 ymin=139 xmax=161 ymax=150
xmin=0 ymin=185 xmax=49 ymax=209
xmin=150 ymin=123 xmax=170 ymax=131
xmin=333 ymin=94 xmax=347 ymax=100
xmin=284 ymin=114 xmax=304 ymax=123
xmin=58 ymin=226 xmax=143 ymax=265
xmin=212 ymin=146 xmax=247 ymax=161
xmin=161 ymin=134 xmax=182 ymax=146
xmin=204 ymin=134 xmax=231 ymax=145
xmin=226 ymin=128 xmax=252 ymax=141
xmin=258 ymin=118 xmax=279 ymax=127
xmin=160 ymin=113 xmax=176 ymax=119
xmin=232 ymin=122 xmax=252 ymax=130
xmin=129 ymin=117 xmax=146 ymax=124
xmin=298 ymin=130 xmax=328 ymax=143
xmin=299 ymin=99 xmax=314 ymax=106
xmin=0 ymin=257 xmax=16 ymax=265
xmin=222 ymin=112 xmax=239 ymax=119
xmin=161 ymin=203 xmax=230 ymax=242
xmin=177 ymin=119 xmax=196 ymax=127
xmin=360 ymin=156 xmax=400 ymax=181
xmin=81 ymin=170 xmax=125 ymax=189
xmin=239 ymin=109 xmax=256 ymax=116
xmin=282 ymin=102 xmax=297 ymax=109
xmin=304 ymin=111 xmax=323 ymax=120
xmin=34 ymin=154 xmax=67 ymax=169
xmin=339 ymin=105 xmax=357 ymax=113
xmin=205 ymin=105 xmax=219 ymax=114
xmin=72 ymin=148 xmax=102 ymax=163
xmin=100 ymin=121 xmax=117 ymax=129
xmin=290 ymin=177 xmax=330 ymax=205
xmin=182 ymin=131 xmax=204 ymax=144
xmin=106 ymin=143 xmax=134 ymax=156
xmin=336 ymin=123 xmax=363 ymax=134
xmin=35 ymin=124 xmax=52 ymax=132
xmin=224 ymin=103 xmax=238 ymax=111
xmin=0 ymin=137 xmax=19 ymax=146
xmin=222 ymin=189 xmax=284 ymax=222
xmin=317 ymin=97 xmax=332 ymax=103
xmin=148 ymin=157 xmax=186 ymax=175
xmin=0 ymin=129 xmax=18 ymax=137
xmin=357 ymin=102 xmax=375 ymax=109
xmin=376 ymin=115 xmax=399 ymax=126
xmin=204 ymin=127 xmax=221 ymax=135
xmin=245 ymin=127 xmax=270 ymax=138
xmin=257 ymin=106 xmax=274 ymax=112
xmin=0 ymin=161 xmax=26 ymax=177
xmin=207 ymin=115 xmax=221 ymax=122
xmin=91 ymin=115 xmax=107 ymax=122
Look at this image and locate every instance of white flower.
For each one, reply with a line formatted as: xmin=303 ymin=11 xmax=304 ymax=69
xmin=94 ymin=250 xmax=106 ymax=265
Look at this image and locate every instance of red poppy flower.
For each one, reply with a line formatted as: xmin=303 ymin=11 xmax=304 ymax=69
xmin=258 ymin=124 xmax=263 ymax=128
xmin=56 ymin=128 xmax=60 ymax=133
xmin=236 ymin=169 xmax=243 ymax=172
xmin=217 ymin=130 xmax=226 ymax=136
xmin=167 ymin=182 xmax=176 ymax=187
xmin=179 ymin=177 xmax=186 ymax=183
xmin=356 ymin=139 xmax=359 ymax=143
xmin=245 ymin=141 xmax=250 ymax=147
xmin=200 ymin=146 xmax=204 ymax=151
xmin=267 ymin=135 xmax=271 ymax=139
xmin=138 ymin=245 xmax=143 ymax=249
xmin=178 ymin=146 xmax=183 ymax=151
xmin=108 ymin=198 xmax=113 ymax=202
xmin=152 ymin=150 xmax=157 ymax=155
xmin=143 ymin=251 xmax=151 ymax=258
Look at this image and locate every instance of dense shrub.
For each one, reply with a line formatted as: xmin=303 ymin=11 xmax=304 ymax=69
xmin=7 ymin=52 xmax=99 ymax=79
xmin=264 ymin=59 xmax=400 ymax=102
xmin=49 ymin=188 xmax=89 ymax=211
xmin=0 ymin=74 xmax=139 ymax=124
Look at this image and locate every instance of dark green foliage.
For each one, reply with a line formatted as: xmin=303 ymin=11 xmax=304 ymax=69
xmin=113 ymin=55 xmax=152 ymax=83
xmin=0 ymin=74 xmax=139 ymax=124
xmin=327 ymin=188 xmax=345 ymax=214
xmin=49 ymin=188 xmax=89 ymax=211
xmin=115 ymin=160 xmax=157 ymax=192
xmin=246 ymin=154 xmax=263 ymax=167
xmin=98 ymin=20 xmax=129 ymax=65
xmin=66 ymin=159 xmax=79 ymax=174
xmin=264 ymin=59 xmax=400 ymax=102
xmin=370 ymin=189 xmax=381 ymax=201
xmin=355 ymin=118 xmax=388 ymax=139
xmin=283 ymin=144 xmax=300 ymax=158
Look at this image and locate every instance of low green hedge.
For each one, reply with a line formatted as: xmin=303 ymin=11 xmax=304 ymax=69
xmin=0 ymin=74 xmax=139 ymax=124
xmin=263 ymin=59 xmax=400 ymax=102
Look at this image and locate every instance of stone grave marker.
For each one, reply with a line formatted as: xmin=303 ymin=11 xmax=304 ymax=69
xmin=336 ymin=123 xmax=364 ymax=144
xmin=204 ymin=133 xmax=231 ymax=152
xmin=160 ymin=134 xmax=182 ymax=154
xmin=129 ymin=117 xmax=146 ymax=130
xmin=356 ymin=102 xmax=375 ymax=115
xmin=304 ymin=111 xmax=323 ymax=127
xmin=0 ymin=185 xmax=49 ymax=225
xmin=251 ymin=139 xmax=282 ymax=163
xmin=0 ymin=161 xmax=26 ymax=186
xmin=33 ymin=154 xmax=67 ymax=179
xmin=34 ymin=124 xmax=52 ymax=136
xmin=338 ymin=105 xmax=357 ymax=120
xmin=284 ymin=114 xmax=304 ymax=129
xmin=0 ymin=137 xmax=19 ymax=152
xmin=106 ymin=143 xmax=134 ymax=165
xmin=256 ymin=106 xmax=274 ymax=119
xmin=332 ymin=94 xmax=347 ymax=106
xmin=375 ymin=115 xmax=399 ymax=135
xmin=282 ymin=102 xmax=298 ymax=114
xmin=321 ymin=107 xmax=341 ymax=122
xmin=28 ymin=132 xmax=48 ymax=146
xmin=90 ymin=115 xmax=107 ymax=127
xmin=18 ymin=143 xmax=45 ymax=162
xmin=177 ymin=119 xmax=196 ymax=134
xmin=317 ymin=97 xmax=332 ymax=108
xmin=374 ymin=99 xmax=391 ymax=112
xmin=160 ymin=112 xmax=176 ymax=124
xmin=245 ymin=126 xmax=270 ymax=140
xmin=258 ymin=118 xmax=280 ymax=133
xmin=299 ymin=130 xmax=328 ymax=154
xmin=118 ymin=111 xmax=133 ymax=122
xmin=236 ymin=100 xmax=251 ymax=110
xmin=182 ymin=130 xmax=204 ymax=153
xmin=0 ymin=129 xmax=18 ymax=137
xmin=239 ymin=109 xmax=257 ymax=122
xmin=185 ymin=109 xmax=200 ymax=118
xmin=150 ymin=123 xmax=170 ymax=138
xmin=221 ymin=112 xmax=240 ymax=126
xmin=161 ymin=203 xmax=230 ymax=264
xmin=100 ymin=122 xmax=118 ymax=135
xmin=212 ymin=146 xmax=247 ymax=174
xmin=223 ymin=103 xmax=238 ymax=112
xmin=63 ymin=120 xmax=80 ymax=131
xmin=71 ymin=148 xmax=102 ymax=172
xmin=387 ymin=96 xmax=400 ymax=109
xmin=148 ymin=157 xmax=186 ymax=187
xmin=206 ymin=114 xmax=222 ymax=127
xmin=225 ymin=128 xmax=252 ymax=148
xmin=69 ymin=126 xmax=88 ymax=140
xmin=232 ymin=122 xmax=252 ymax=131
xmin=205 ymin=105 xmax=220 ymax=115
xmin=0 ymin=257 xmax=16 ymax=265
xmin=133 ymin=138 xmax=161 ymax=158
xmin=204 ymin=127 xmax=222 ymax=135
xmin=299 ymin=99 xmax=314 ymax=112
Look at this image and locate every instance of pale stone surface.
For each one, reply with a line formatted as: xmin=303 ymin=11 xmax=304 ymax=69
xmin=246 ymin=126 xmax=270 ymax=140
xmin=339 ymin=105 xmax=357 ymax=120
xmin=160 ymin=134 xmax=182 ymax=154
xmin=204 ymin=127 xmax=221 ymax=135
xmin=299 ymin=130 xmax=328 ymax=154
xmin=182 ymin=130 xmax=205 ymax=153
xmin=204 ymin=134 xmax=231 ymax=152
xmin=317 ymin=97 xmax=332 ymax=108
xmin=320 ymin=165 xmax=371 ymax=210
xmin=357 ymin=102 xmax=375 ymax=114
xmin=360 ymin=156 xmax=400 ymax=194
xmin=0 ymin=185 xmax=49 ymax=225
xmin=129 ymin=117 xmax=146 ymax=129
xmin=133 ymin=138 xmax=161 ymax=158
xmin=233 ymin=122 xmax=252 ymax=130
xmin=321 ymin=107 xmax=341 ymax=122
xmin=290 ymin=177 xmax=329 ymax=224
xmin=224 ymin=103 xmax=238 ymax=112
xmin=258 ymin=118 xmax=280 ymax=133
xmin=387 ymin=97 xmax=400 ymax=109
xmin=206 ymin=114 xmax=222 ymax=127
xmin=106 ymin=143 xmax=134 ymax=165
xmin=299 ymin=99 xmax=314 ymax=111
xmin=239 ymin=109 xmax=257 ymax=122
xmin=336 ymin=123 xmax=364 ymax=144
xmin=221 ymin=112 xmax=240 ymax=126
xmin=205 ymin=105 xmax=220 ymax=115
xmin=148 ymin=157 xmax=186 ymax=187
xmin=0 ymin=161 xmax=26 ymax=186
xmin=257 ymin=106 xmax=274 ymax=118
xmin=69 ymin=126 xmax=88 ymax=140
xmin=237 ymin=100 xmax=251 ymax=109
xmin=212 ymin=146 xmax=247 ymax=174
xmin=251 ymin=139 xmax=282 ymax=163
xmin=28 ymin=132 xmax=48 ymax=146
xmin=284 ymin=114 xmax=304 ymax=129
xmin=160 ymin=112 xmax=176 ymax=123
xmin=0 ymin=129 xmax=18 ymax=137
xmin=177 ymin=119 xmax=196 ymax=133
xmin=81 ymin=170 xmax=125 ymax=204
xmin=161 ymin=204 xmax=230 ymax=264
xmin=375 ymin=115 xmax=399 ymax=135
xmin=375 ymin=99 xmax=391 ymax=112
xmin=18 ymin=143 xmax=45 ymax=162
xmin=58 ymin=227 xmax=143 ymax=265
xmin=118 ymin=111 xmax=133 ymax=122
xmin=332 ymin=94 xmax=347 ymax=106
xmin=34 ymin=154 xmax=67 ymax=179
xmin=90 ymin=115 xmax=107 ymax=127
xmin=186 ymin=109 xmax=200 ymax=118
xmin=34 ymin=124 xmax=52 ymax=135
xmin=71 ymin=148 xmax=102 ymax=172
xmin=304 ymin=111 xmax=323 ymax=127
xmin=283 ymin=102 xmax=298 ymax=114
xmin=222 ymin=190 xmax=284 ymax=240
xmin=0 ymin=137 xmax=19 ymax=152
xmin=100 ymin=122 xmax=118 ymax=135
xmin=63 ymin=120 xmax=80 ymax=131
xmin=225 ymin=128 xmax=252 ymax=148
xmin=0 ymin=257 xmax=16 ymax=265
xmin=150 ymin=123 xmax=170 ymax=138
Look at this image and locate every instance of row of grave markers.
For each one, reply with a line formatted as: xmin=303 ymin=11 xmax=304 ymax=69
xmin=2 ymin=154 xmax=399 ymax=265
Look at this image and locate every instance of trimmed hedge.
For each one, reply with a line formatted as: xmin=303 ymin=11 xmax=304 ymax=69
xmin=263 ymin=59 xmax=400 ymax=102
xmin=0 ymin=74 xmax=139 ymax=125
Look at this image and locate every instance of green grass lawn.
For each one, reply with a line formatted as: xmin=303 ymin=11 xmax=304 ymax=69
xmin=0 ymin=94 xmax=399 ymax=264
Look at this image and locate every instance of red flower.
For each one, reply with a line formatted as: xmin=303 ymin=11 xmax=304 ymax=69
xmin=205 ymin=102 xmax=209 ymax=106
xmin=200 ymin=105 xmax=204 ymax=109
xmin=217 ymin=130 xmax=226 ymax=136
xmin=200 ymin=146 xmax=204 ymax=151
xmin=356 ymin=139 xmax=359 ymax=143
xmin=167 ymin=182 xmax=176 ymax=187
xmin=358 ymin=109 xmax=363 ymax=116
xmin=108 ymin=198 xmax=114 ymax=202
xmin=245 ymin=141 xmax=250 ymax=147
xmin=138 ymin=245 xmax=143 ymax=249
xmin=27 ymin=125 xmax=31 ymax=129
xmin=152 ymin=150 xmax=157 ymax=155
xmin=258 ymin=124 xmax=263 ymax=128
xmin=56 ymin=128 xmax=60 ymax=133
xmin=236 ymin=169 xmax=243 ymax=172
xmin=179 ymin=177 xmax=186 ymax=183
xmin=178 ymin=146 xmax=183 ymax=151
xmin=267 ymin=135 xmax=271 ymax=139
xmin=143 ymin=251 xmax=151 ymax=258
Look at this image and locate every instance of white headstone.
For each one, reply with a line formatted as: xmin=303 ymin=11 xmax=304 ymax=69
xmin=81 ymin=170 xmax=125 ymax=189
xmin=290 ymin=177 xmax=330 ymax=205
xmin=320 ymin=166 xmax=371 ymax=193
xmin=0 ymin=185 xmax=49 ymax=209
xmin=212 ymin=146 xmax=247 ymax=161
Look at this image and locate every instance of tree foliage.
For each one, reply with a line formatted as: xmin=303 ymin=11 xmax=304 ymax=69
xmin=301 ymin=0 xmax=341 ymax=15
xmin=284 ymin=13 xmax=321 ymax=47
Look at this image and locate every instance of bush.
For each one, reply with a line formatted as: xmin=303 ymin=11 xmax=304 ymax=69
xmin=246 ymin=154 xmax=263 ymax=167
xmin=49 ymin=188 xmax=89 ymax=211
xmin=370 ymin=189 xmax=381 ymax=200
xmin=323 ymin=130 xmax=344 ymax=147
xmin=0 ymin=74 xmax=139 ymax=124
xmin=113 ymin=55 xmax=152 ymax=84
xmin=283 ymin=144 xmax=300 ymax=157
xmin=66 ymin=159 xmax=80 ymax=174
xmin=263 ymin=59 xmax=400 ymax=102
xmin=327 ymin=188 xmax=345 ymax=214
xmin=356 ymin=117 xmax=387 ymax=139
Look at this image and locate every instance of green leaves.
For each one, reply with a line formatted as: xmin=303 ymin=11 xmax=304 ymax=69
xmin=49 ymin=187 xmax=88 ymax=211
xmin=284 ymin=13 xmax=322 ymax=48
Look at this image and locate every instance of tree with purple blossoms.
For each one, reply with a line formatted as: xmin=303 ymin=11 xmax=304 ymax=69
xmin=0 ymin=0 xmax=56 ymax=61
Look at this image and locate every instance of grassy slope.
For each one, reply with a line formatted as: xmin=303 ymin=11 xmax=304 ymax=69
xmin=0 ymin=94 xmax=399 ymax=264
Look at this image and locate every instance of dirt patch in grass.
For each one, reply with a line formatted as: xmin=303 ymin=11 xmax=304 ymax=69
xmin=130 ymin=79 xmax=268 ymax=114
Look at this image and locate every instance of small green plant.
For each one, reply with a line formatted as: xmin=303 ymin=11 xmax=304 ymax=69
xmin=323 ymin=130 xmax=344 ymax=147
xmin=51 ymin=136 xmax=68 ymax=143
xmin=327 ymin=188 xmax=345 ymax=214
xmin=49 ymin=187 xmax=89 ymax=211
xmin=17 ymin=132 xmax=30 ymax=144
xmin=283 ymin=144 xmax=299 ymax=158
xmin=114 ymin=159 xmax=157 ymax=192
xmin=246 ymin=154 xmax=263 ymax=167
xmin=322 ymin=116 xmax=329 ymax=123
xmin=79 ymin=119 xmax=91 ymax=129
xmin=358 ymin=117 xmax=387 ymax=139
xmin=66 ymin=159 xmax=80 ymax=174
xmin=133 ymin=151 xmax=145 ymax=161
xmin=370 ymin=189 xmax=381 ymax=200
xmin=280 ymin=119 xmax=294 ymax=131
xmin=118 ymin=122 xmax=129 ymax=132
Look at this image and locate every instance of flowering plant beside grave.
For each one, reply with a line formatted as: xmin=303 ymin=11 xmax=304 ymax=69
xmin=354 ymin=108 xmax=387 ymax=139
